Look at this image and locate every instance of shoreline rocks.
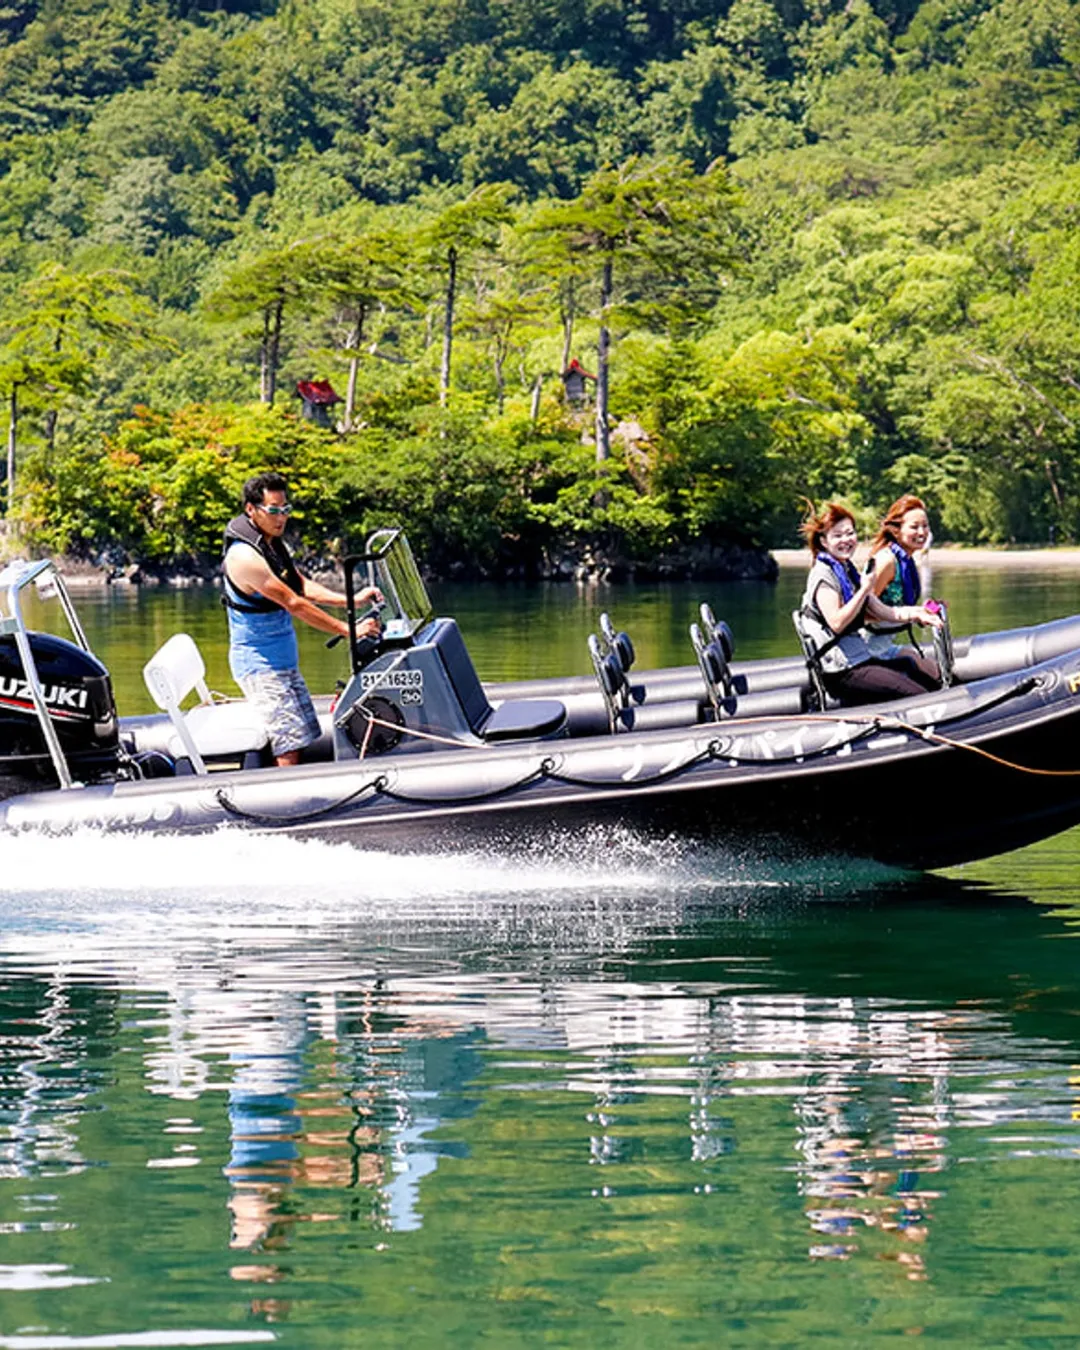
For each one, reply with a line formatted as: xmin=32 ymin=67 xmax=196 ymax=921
xmin=536 ymin=541 xmax=778 ymax=583
xmin=16 ymin=543 xmax=1080 ymax=591
xmin=43 ymin=541 xmax=782 ymax=588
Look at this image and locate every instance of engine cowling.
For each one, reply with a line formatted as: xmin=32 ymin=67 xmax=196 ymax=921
xmin=0 ymin=631 xmax=120 ymax=798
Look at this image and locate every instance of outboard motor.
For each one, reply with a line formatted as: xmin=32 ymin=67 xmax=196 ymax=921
xmin=0 ymin=631 xmax=120 ymax=799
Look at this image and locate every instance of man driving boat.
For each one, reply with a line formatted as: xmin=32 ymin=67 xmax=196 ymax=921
xmin=223 ymin=472 xmax=381 ymax=767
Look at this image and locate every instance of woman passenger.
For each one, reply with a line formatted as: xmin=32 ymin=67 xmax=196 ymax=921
xmin=799 ymin=501 xmax=942 ymax=706
xmin=865 ymin=494 xmax=939 ymax=685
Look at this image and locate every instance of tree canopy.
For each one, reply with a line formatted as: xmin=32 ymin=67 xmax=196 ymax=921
xmin=2 ymin=0 xmax=1080 ymax=566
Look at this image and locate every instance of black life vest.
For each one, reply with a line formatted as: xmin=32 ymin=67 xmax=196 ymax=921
xmin=222 ymin=513 xmax=304 ymax=614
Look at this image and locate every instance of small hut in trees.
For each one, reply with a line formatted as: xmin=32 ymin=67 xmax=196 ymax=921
xmin=296 ymin=379 xmax=342 ymax=428
xmin=560 ymin=359 xmax=596 ymax=409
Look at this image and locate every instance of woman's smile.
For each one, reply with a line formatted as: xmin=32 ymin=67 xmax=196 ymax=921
xmin=897 ymin=508 xmax=930 ymax=553
xmin=824 ymin=522 xmax=859 ymax=559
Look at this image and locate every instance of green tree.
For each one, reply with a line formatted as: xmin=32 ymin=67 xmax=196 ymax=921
xmin=528 ymin=157 xmax=739 ymax=461
xmin=458 ymin=260 xmax=546 ymax=414
xmin=203 ymin=242 xmax=320 ymax=404
xmin=420 ymin=185 xmax=515 ymax=408
xmin=0 ymin=261 xmax=154 ymax=510
xmin=307 ymin=226 xmax=420 ymax=430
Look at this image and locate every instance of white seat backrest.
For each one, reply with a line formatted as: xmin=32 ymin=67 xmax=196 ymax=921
xmin=143 ymin=634 xmax=212 ymax=774
xmin=143 ymin=633 xmax=211 ymax=713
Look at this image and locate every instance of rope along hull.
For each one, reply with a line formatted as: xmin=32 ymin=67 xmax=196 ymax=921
xmin=3 ymin=649 xmax=1080 ymax=870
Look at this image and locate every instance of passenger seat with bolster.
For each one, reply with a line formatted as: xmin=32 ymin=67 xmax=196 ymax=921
xmin=588 ymin=634 xmax=703 ymax=733
xmin=587 ymin=616 xmax=807 ymax=735
xmin=692 ymin=616 xmax=806 ymax=721
xmin=429 ymin=619 xmax=567 ymax=741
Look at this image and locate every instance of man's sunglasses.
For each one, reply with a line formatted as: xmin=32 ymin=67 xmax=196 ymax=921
xmin=257 ymin=502 xmax=293 ymax=516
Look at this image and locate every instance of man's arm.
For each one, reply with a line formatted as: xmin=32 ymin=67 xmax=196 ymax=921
xmin=301 ymin=575 xmax=382 ymax=609
xmin=226 ymin=547 xmax=378 ymax=639
xmin=300 ymin=575 xmax=346 ymax=607
xmin=300 ymin=575 xmax=384 ymax=641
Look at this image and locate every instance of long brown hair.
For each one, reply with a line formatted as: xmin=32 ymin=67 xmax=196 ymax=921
xmin=870 ymin=494 xmax=928 ymax=555
xmin=800 ymin=499 xmax=856 ymax=558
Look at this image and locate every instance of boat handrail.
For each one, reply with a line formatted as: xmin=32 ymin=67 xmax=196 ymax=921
xmin=0 ymin=559 xmax=90 ymax=789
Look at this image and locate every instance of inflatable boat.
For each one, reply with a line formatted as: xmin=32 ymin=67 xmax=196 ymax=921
xmin=2 ymin=531 xmax=1080 ymax=870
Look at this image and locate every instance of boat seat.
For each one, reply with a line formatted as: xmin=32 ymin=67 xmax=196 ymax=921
xmin=142 ymin=633 xmax=269 ymax=774
xmin=599 ymin=612 xmax=635 ymax=677
xmin=430 ymin=618 xmax=566 ymax=741
xmin=690 ymin=617 xmax=736 ymax=719
xmin=587 ymin=629 xmax=707 ymax=732
xmin=588 ymin=633 xmax=629 ymax=732
xmin=791 ymin=610 xmax=838 ymax=713
xmin=484 ymin=698 xmax=568 ymax=741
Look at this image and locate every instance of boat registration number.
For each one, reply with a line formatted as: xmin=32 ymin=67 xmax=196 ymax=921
xmin=360 ymin=669 xmax=424 ymax=694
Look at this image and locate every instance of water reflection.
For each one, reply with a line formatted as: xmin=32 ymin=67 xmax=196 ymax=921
xmin=217 ymin=990 xmax=477 ymax=1284
xmin=0 ymin=975 xmax=114 ymax=1187
xmin=2 ymin=835 xmax=1080 ymax=1334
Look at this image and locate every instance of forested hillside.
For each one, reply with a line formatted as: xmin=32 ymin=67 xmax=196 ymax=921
xmin=1 ymin=0 xmax=1078 ymax=573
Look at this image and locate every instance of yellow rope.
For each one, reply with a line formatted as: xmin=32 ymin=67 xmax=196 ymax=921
xmin=880 ymin=717 xmax=1080 ymax=777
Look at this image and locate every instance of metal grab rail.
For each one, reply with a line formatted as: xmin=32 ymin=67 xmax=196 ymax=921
xmin=0 ymin=559 xmax=91 ymax=790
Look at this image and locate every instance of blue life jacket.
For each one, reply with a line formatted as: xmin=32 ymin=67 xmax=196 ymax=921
xmin=817 ymin=551 xmax=861 ymax=605
xmin=888 ymin=541 xmax=920 ymax=606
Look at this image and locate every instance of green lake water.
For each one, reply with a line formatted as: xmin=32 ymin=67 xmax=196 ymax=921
xmin=3 ymin=560 xmax=1080 ymax=1348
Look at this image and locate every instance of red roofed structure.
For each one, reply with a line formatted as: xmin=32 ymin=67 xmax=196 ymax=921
xmin=296 ymin=379 xmax=342 ymax=427
xmin=560 ymin=358 xmax=596 ymax=408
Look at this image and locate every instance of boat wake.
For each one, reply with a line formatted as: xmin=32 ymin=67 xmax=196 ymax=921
xmin=0 ymin=827 xmax=930 ymax=996
xmin=0 ymin=823 xmax=913 ymax=911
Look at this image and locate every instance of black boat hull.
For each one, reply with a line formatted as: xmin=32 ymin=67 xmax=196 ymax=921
xmin=3 ymin=645 xmax=1080 ymax=871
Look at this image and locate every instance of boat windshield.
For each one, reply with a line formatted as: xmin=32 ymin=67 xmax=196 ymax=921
xmin=355 ymin=529 xmax=433 ymax=640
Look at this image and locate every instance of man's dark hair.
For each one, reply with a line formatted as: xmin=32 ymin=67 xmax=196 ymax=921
xmin=242 ymin=472 xmax=289 ymax=508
